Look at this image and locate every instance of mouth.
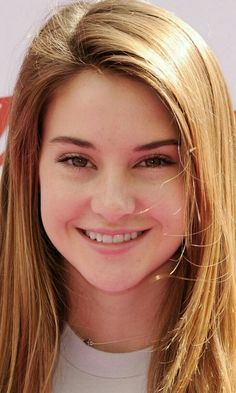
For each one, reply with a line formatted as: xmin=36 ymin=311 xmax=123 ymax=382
xmin=78 ymin=229 xmax=150 ymax=245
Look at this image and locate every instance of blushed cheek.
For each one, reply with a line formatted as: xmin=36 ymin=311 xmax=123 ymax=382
xmin=40 ymin=186 xmax=88 ymax=232
xmin=148 ymin=185 xmax=185 ymax=234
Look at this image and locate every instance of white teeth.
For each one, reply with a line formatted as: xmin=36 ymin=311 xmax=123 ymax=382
xmin=113 ymin=234 xmax=124 ymax=243
xmin=124 ymin=233 xmax=131 ymax=241
xmin=96 ymin=234 xmax=103 ymax=242
xmin=89 ymin=232 xmax=97 ymax=240
xmin=84 ymin=230 xmax=143 ymax=244
xmin=102 ymin=235 xmax=113 ymax=244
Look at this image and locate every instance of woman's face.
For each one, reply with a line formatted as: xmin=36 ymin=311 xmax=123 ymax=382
xmin=39 ymin=70 xmax=185 ymax=293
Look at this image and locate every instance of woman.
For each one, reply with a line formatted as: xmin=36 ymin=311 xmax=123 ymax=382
xmin=0 ymin=0 xmax=235 ymax=392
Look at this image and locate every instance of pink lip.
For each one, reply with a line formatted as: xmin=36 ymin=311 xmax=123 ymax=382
xmin=77 ymin=228 xmax=150 ymax=255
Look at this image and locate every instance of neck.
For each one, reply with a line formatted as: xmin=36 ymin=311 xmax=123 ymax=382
xmin=66 ymin=264 xmax=171 ymax=353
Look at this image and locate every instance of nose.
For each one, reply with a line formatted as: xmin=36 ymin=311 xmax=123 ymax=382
xmin=90 ymin=172 xmax=136 ymax=223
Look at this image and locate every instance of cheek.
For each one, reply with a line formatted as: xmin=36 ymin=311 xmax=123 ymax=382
xmin=39 ymin=182 xmax=86 ymax=229
xmin=147 ymin=180 xmax=185 ymax=233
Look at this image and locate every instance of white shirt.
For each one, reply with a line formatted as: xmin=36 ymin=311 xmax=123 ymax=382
xmin=53 ymin=324 xmax=152 ymax=393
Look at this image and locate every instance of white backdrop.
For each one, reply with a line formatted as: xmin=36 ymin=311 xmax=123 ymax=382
xmin=0 ymin=0 xmax=235 ymax=106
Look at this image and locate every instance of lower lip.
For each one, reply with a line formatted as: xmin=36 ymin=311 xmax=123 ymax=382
xmin=77 ymin=229 xmax=149 ymax=255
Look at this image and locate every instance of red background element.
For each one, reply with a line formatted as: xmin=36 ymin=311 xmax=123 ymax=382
xmin=0 ymin=96 xmax=11 ymax=166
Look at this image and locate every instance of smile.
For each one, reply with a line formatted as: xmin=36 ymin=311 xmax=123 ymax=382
xmin=80 ymin=229 xmax=147 ymax=244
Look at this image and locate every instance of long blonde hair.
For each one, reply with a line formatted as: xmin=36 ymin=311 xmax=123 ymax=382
xmin=0 ymin=1 xmax=235 ymax=392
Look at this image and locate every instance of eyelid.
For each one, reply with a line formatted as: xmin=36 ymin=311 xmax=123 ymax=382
xmin=134 ymin=153 xmax=176 ymax=166
xmin=55 ymin=151 xmax=177 ymax=168
xmin=57 ymin=152 xmax=92 ymax=161
xmin=56 ymin=153 xmax=96 ymax=168
xmin=134 ymin=143 xmax=179 ymax=160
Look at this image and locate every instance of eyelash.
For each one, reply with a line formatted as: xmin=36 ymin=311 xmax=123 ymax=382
xmin=137 ymin=155 xmax=175 ymax=168
xmin=57 ymin=154 xmax=175 ymax=169
xmin=58 ymin=154 xmax=94 ymax=169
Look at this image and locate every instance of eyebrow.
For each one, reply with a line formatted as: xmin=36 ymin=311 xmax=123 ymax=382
xmin=133 ymin=139 xmax=179 ymax=151
xmin=50 ymin=136 xmax=94 ymax=149
xmin=49 ymin=136 xmax=179 ymax=151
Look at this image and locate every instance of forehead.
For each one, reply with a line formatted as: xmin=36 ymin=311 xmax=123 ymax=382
xmin=42 ymin=69 xmax=178 ymax=147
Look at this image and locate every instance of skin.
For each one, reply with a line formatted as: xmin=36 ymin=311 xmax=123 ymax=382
xmin=39 ymin=69 xmax=185 ymax=352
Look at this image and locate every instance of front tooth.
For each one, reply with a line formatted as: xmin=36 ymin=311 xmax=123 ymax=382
xmin=102 ymin=234 xmax=113 ymax=244
xmin=113 ymin=234 xmax=124 ymax=243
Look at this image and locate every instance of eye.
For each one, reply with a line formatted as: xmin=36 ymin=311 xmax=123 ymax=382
xmin=136 ymin=155 xmax=175 ymax=168
xmin=57 ymin=154 xmax=94 ymax=168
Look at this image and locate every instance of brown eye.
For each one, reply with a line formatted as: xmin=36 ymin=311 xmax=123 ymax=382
xmin=68 ymin=156 xmax=89 ymax=167
xmin=138 ymin=155 xmax=174 ymax=168
xmin=58 ymin=155 xmax=94 ymax=168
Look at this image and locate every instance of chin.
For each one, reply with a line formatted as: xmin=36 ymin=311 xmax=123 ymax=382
xmin=84 ymin=273 xmax=153 ymax=295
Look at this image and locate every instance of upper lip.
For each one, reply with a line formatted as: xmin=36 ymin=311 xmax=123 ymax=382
xmin=79 ymin=228 xmax=150 ymax=235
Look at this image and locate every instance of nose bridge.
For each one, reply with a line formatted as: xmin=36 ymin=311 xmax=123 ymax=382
xmin=91 ymin=168 xmax=135 ymax=221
